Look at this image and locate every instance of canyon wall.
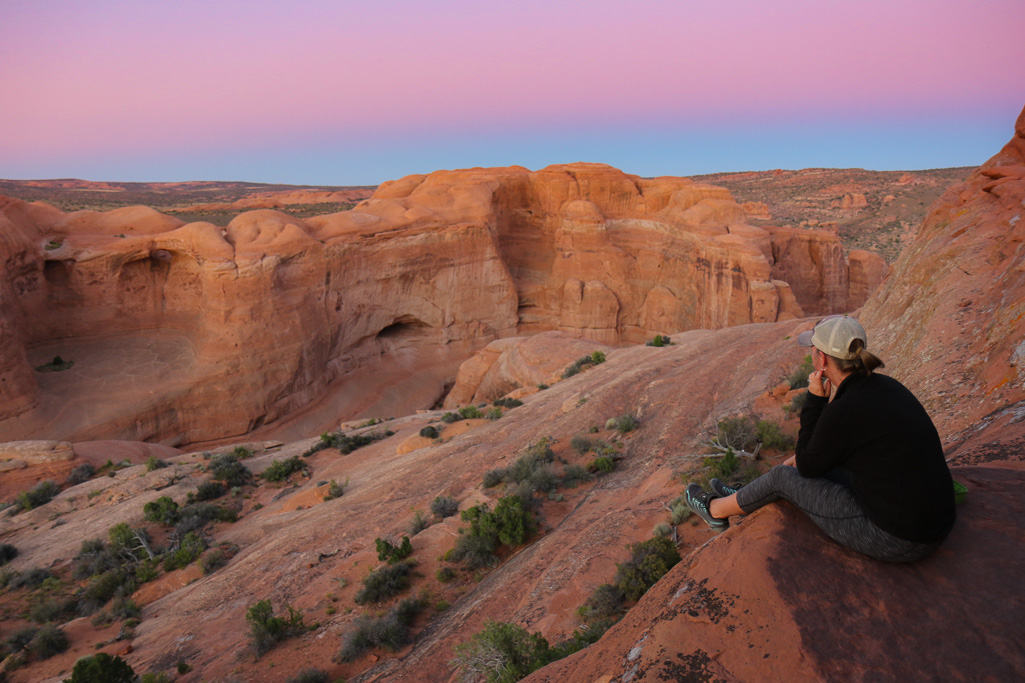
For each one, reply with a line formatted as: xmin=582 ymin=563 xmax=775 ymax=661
xmin=0 ymin=164 xmax=884 ymax=445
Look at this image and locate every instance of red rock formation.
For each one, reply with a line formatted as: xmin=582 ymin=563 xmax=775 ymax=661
xmin=444 ymin=331 xmax=609 ymax=407
xmin=0 ymin=164 xmax=880 ymax=446
xmin=181 ymin=188 xmax=373 ymax=212
xmin=527 ymin=463 xmax=1025 ymax=682
xmin=860 ymin=104 xmax=1025 ymax=439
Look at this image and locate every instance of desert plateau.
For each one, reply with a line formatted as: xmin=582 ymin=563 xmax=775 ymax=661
xmin=0 ymin=104 xmax=1023 ymax=683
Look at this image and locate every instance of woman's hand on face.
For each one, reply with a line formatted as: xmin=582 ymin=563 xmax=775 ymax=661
xmin=808 ymin=369 xmax=831 ymax=397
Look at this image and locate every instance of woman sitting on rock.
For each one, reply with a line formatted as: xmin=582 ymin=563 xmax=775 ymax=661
xmin=685 ymin=315 xmax=956 ymax=563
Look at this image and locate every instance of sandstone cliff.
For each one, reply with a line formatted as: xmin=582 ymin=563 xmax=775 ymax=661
xmin=0 ymin=165 xmax=883 ymax=447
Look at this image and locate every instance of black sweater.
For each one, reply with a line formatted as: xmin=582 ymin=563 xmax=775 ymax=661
xmin=796 ymin=372 xmax=956 ymax=543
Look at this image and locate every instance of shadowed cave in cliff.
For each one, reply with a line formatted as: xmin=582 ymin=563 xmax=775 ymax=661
xmin=376 ymin=316 xmax=432 ymax=345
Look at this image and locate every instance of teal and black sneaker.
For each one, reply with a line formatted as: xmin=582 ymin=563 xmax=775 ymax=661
xmin=685 ymin=484 xmax=729 ymax=533
xmin=710 ymin=478 xmax=742 ymax=497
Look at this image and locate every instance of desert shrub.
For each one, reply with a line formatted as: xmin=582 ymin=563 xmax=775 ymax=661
xmin=135 ymin=559 xmax=159 ymax=583
xmin=605 ymin=414 xmax=638 ymax=433
xmin=176 ymin=660 xmax=192 ymax=674
xmin=174 ymin=501 xmax=231 ymax=537
xmin=430 ymin=495 xmax=459 ymax=518
xmin=756 ymin=419 xmax=795 ymax=451
xmin=64 ymin=648 xmax=137 ymax=680
xmin=458 ymin=405 xmax=483 ymax=419
xmin=579 ymin=583 xmax=625 ymax=623
xmin=493 ymin=397 xmax=523 ymax=408
xmin=200 ymin=548 xmax=228 ymax=574
xmin=5 ymin=625 xmax=39 ymax=652
xmin=435 ymin=599 xmax=450 ymax=611
xmin=28 ymin=597 xmax=75 ymax=624
xmin=562 ymin=359 xmax=583 ymax=379
xmin=614 ymin=537 xmax=681 ymax=601
xmin=652 ymin=522 xmax=673 ymax=538
xmin=788 ymin=355 xmax=813 ymax=389
xmin=354 ymin=563 xmax=411 ymax=604
xmin=485 ymin=406 xmax=503 ymax=420
xmin=788 ymin=391 xmax=809 ymax=413
xmin=9 ymin=567 xmax=53 ymax=589
xmin=450 ymin=531 xmax=497 ymax=570
xmin=287 ymin=668 xmax=330 ymax=683
xmin=440 ymin=412 xmax=462 ymax=424
xmin=715 ymin=416 xmax=758 ymax=452
xmin=208 ymin=453 xmax=250 ymax=487
xmin=108 ymin=522 xmax=152 ymax=562
xmin=28 ymin=623 xmax=68 ymax=659
xmin=192 ymin=480 xmax=226 ymax=502
xmin=537 ymin=383 xmax=549 ymax=390
xmin=140 ymin=673 xmax=174 ymax=683
xmin=262 ymin=455 xmax=308 ymax=482
xmin=669 ymin=500 xmax=691 ymax=525
xmin=246 ymin=600 xmax=307 ymax=656
xmin=589 ymin=456 xmax=615 ymax=474
xmin=0 ymin=543 xmax=18 ymax=565
xmin=570 ymin=435 xmax=593 ymax=454
xmin=323 ymin=478 xmax=346 ymax=501
xmin=456 ymin=495 xmax=536 ymax=566
xmin=66 ymin=463 xmax=96 ymax=486
xmin=65 ymin=652 xmax=136 ymax=683
xmin=375 ymin=536 xmax=413 ymax=564
xmin=111 ymin=596 xmax=141 ymax=620
xmin=408 ymin=510 xmax=431 ymax=536
xmin=453 ymin=620 xmax=555 ymax=683
xmin=527 ymin=463 xmax=559 ymax=494
xmin=593 ymin=440 xmax=620 ymax=457
xmin=646 ymin=334 xmax=674 ymax=347
xmin=561 ymin=464 xmax=593 ymax=488
xmin=561 ymin=351 xmax=606 ymax=379
xmin=163 ymin=532 xmax=207 ymax=571
xmin=503 ymin=438 xmax=555 ymax=487
xmin=482 ymin=468 xmax=506 ymax=488
xmin=336 ymin=611 xmax=409 ymax=662
xmin=145 ymin=456 xmax=168 ymax=472
xmin=232 ymin=445 xmax=254 ymax=459
xmin=17 ymin=479 xmax=60 ymax=510
xmin=436 ymin=566 xmax=457 ymax=583
xmin=303 ymin=430 xmax=386 ymax=457
xmin=81 ymin=570 xmax=133 ymax=614
xmin=419 ymin=425 xmax=439 ymax=439
xmin=393 ymin=595 xmax=425 ymax=626
xmin=143 ymin=496 xmax=180 ymax=525
xmin=73 ymin=539 xmax=118 ymax=579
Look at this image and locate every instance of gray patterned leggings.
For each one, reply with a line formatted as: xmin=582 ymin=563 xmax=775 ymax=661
xmin=735 ymin=465 xmax=940 ymax=563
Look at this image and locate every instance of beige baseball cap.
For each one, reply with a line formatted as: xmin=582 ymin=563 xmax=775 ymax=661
xmin=797 ymin=315 xmax=867 ymax=360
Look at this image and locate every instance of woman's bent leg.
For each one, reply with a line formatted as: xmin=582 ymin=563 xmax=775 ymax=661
xmin=734 ymin=465 xmax=938 ymax=562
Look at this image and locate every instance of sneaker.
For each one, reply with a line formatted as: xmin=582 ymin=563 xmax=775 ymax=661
xmin=685 ymin=484 xmax=729 ymax=532
xmin=710 ymin=478 xmax=742 ymax=497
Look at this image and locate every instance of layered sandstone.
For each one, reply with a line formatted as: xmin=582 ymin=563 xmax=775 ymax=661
xmin=0 ymin=164 xmax=882 ymax=446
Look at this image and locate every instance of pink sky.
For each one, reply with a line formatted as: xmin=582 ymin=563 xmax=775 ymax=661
xmin=1 ymin=0 xmax=1023 ymax=184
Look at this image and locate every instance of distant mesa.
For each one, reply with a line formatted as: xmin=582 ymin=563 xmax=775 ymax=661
xmin=0 ymin=163 xmax=886 ymax=447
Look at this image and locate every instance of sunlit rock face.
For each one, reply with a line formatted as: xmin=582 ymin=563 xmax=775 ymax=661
xmin=0 ymin=163 xmax=880 ymax=446
xmin=860 ymin=105 xmax=1025 ymax=440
